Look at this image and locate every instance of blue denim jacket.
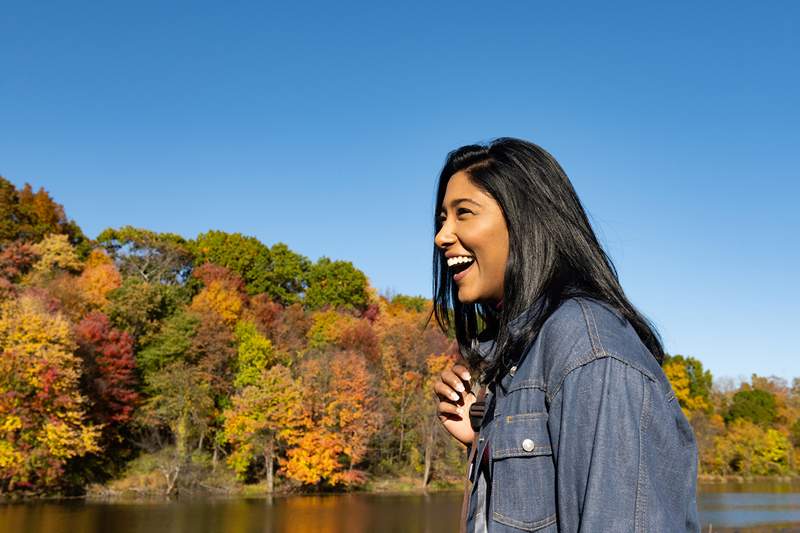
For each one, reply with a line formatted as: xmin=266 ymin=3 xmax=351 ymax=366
xmin=464 ymin=297 xmax=700 ymax=532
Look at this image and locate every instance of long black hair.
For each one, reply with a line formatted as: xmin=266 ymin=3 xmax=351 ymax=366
xmin=430 ymin=137 xmax=664 ymax=384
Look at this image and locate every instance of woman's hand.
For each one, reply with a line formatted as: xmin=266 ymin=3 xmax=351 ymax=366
xmin=434 ymin=363 xmax=476 ymax=446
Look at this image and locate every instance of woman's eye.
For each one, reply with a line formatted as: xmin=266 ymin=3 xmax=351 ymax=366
xmin=457 ymin=208 xmax=472 ymax=216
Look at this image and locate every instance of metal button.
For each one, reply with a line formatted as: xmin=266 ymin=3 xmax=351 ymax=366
xmin=522 ymin=438 xmax=535 ymax=452
xmin=509 ymin=365 xmax=517 ymax=376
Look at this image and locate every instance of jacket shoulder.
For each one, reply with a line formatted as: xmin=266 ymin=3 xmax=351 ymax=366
xmin=535 ymin=297 xmax=668 ymax=401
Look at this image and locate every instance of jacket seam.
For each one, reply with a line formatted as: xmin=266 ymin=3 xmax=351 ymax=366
xmin=577 ymin=299 xmax=605 ymax=354
xmin=634 ymin=370 xmax=651 ymax=532
xmin=546 ymin=351 xmax=657 ymax=404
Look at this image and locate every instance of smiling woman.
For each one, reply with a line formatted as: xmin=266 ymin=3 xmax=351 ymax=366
xmin=435 ymin=171 xmax=509 ymax=304
xmin=430 ymin=138 xmax=700 ymax=532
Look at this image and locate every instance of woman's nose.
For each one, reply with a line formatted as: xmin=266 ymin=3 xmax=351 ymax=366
xmin=435 ymin=222 xmax=456 ymax=249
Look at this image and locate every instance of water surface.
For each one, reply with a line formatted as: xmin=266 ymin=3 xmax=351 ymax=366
xmin=2 ymin=483 xmax=799 ymax=532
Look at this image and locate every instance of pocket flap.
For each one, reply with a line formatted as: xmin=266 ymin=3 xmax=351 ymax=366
xmin=492 ymin=412 xmax=552 ymax=459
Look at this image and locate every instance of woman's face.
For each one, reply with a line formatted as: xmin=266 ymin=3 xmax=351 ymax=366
xmin=435 ymin=171 xmax=509 ymax=304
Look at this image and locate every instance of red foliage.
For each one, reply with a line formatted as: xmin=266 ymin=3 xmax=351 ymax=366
xmin=192 ymin=262 xmax=246 ymax=294
xmin=360 ymin=302 xmax=380 ymax=323
xmin=339 ymin=319 xmax=381 ymax=363
xmin=0 ymin=241 xmax=37 ymax=281
xmin=249 ymin=297 xmax=311 ymax=356
xmin=188 ymin=310 xmax=237 ymax=397
xmin=74 ymin=312 xmax=139 ymax=427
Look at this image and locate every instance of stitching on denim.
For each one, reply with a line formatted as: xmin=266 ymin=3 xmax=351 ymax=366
xmin=577 ymin=299 xmax=602 ymax=354
xmin=506 ymin=412 xmax=548 ymax=423
xmin=580 ymin=298 xmax=606 ymax=355
xmin=493 ymin=510 xmax=558 ymax=531
xmin=492 ymin=445 xmax=553 ymax=458
xmin=665 ymin=390 xmax=676 ymax=403
xmin=547 ymin=351 xmax=657 ymax=404
xmin=634 ymin=372 xmax=651 ymax=533
xmin=507 ymin=378 xmax=548 ymax=394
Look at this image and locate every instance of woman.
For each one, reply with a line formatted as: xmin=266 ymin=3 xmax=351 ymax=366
xmin=431 ymin=138 xmax=699 ymax=532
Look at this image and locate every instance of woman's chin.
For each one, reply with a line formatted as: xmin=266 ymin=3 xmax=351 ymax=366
xmin=456 ymin=288 xmax=478 ymax=304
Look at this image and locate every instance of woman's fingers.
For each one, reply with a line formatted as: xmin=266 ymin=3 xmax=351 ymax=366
xmin=440 ymin=367 xmax=470 ymax=395
xmin=437 ymin=400 xmax=463 ymax=417
xmin=434 ymin=380 xmax=461 ymax=402
xmin=452 ymin=363 xmax=471 ymax=382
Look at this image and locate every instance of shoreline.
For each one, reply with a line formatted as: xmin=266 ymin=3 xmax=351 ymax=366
xmin=3 ymin=475 xmax=799 ymax=503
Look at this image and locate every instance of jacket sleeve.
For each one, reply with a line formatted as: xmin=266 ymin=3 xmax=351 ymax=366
xmin=546 ymin=355 xmax=651 ymax=533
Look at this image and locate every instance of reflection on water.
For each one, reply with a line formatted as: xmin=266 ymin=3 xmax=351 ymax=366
xmin=1 ymin=484 xmax=799 ymax=533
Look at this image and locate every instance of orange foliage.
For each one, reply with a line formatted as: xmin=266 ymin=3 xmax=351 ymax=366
xmin=77 ymin=251 xmax=121 ymax=309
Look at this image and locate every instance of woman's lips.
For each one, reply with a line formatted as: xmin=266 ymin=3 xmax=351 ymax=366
xmin=453 ymin=261 xmax=474 ymax=282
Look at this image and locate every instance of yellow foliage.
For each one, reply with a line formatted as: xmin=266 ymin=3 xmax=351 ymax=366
xmin=664 ymin=360 xmax=710 ymax=418
xmin=84 ymin=249 xmax=113 ymax=268
xmin=77 ymin=262 xmax=121 ymax=308
xmin=306 ymin=310 xmax=358 ymax=349
xmin=29 ymin=234 xmax=82 ymax=276
xmin=190 ymin=280 xmax=243 ymax=325
xmin=0 ymin=295 xmax=101 ymax=488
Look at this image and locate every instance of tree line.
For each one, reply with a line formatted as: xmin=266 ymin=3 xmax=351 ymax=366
xmin=0 ymin=176 xmax=798 ymax=496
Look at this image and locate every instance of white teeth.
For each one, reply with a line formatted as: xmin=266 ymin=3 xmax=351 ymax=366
xmin=447 ymin=256 xmax=475 ymax=267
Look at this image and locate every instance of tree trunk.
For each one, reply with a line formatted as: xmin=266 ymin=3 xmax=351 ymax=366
xmin=264 ymin=435 xmax=275 ymax=494
xmin=176 ymin=411 xmax=189 ymax=462
xmin=422 ymin=414 xmax=436 ymax=490
xmin=212 ymin=443 xmax=218 ymax=472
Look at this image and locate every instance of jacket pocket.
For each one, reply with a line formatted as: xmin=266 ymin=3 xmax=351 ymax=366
xmin=491 ymin=413 xmax=557 ymax=532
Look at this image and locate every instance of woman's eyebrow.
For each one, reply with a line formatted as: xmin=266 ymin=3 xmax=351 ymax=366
xmin=440 ymin=198 xmax=482 ymax=211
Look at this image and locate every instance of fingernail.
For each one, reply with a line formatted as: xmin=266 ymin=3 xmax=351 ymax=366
xmin=455 ymin=383 xmax=464 ymax=392
xmin=461 ymin=372 xmax=471 ymax=380
xmin=451 ymin=393 xmax=459 ymax=401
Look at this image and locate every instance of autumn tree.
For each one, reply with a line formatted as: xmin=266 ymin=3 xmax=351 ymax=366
xmin=248 ymin=296 xmax=311 ymax=362
xmin=0 ymin=177 xmax=87 ymax=250
xmin=76 ymin=250 xmax=122 ymax=309
xmin=222 ymin=365 xmax=306 ymax=491
xmin=284 ymin=350 xmax=380 ymax=487
xmin=189 ymin=269 xmax=244 ymax=327
xmin=374 ymin=303 xmax=451 ymax=467
xmin=0 ymin=295 xmax=100 ymax=492
xmin=74 ymin=312 xmax=139 ymax=428
xmin=0 ymin=242 xmax=36 ymax=300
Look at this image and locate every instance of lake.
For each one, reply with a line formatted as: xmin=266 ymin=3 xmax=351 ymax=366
xmin=2 ymin=483 xmax=799 ymax=532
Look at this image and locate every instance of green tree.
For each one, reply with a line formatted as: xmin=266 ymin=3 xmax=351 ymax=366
xmin=727 ymin=388 xmax=778 ymax=426
xmin=105 ymin=278 xmax=189 ymax=343
xmin=390 ymin=294 xmax=429 ymax=313
xmin=263 ymin=242 xmax=311 ymax=304
xmin=137 ymin=311 xmax=199 ymax=379
xmin=234 ymin=321 xmax=280 ymax=388
xmin=304 ymin=257 xmax=369 ymax=311
xmin=97 ymin=226 xmax=193 ymax=285
xmin=192 ymin=231 xmax=272 ymax=295
xmin=139 ymin=362 xmax=214 ymax=482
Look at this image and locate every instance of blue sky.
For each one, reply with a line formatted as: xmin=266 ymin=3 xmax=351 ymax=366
xmin=2 ymin=1 xmax=798 ymax=381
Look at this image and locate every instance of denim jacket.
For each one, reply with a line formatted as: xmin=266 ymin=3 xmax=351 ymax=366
xmin=464 ymin=297 xmax=700 ymax=532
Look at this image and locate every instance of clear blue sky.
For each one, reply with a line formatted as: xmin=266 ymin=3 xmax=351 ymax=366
xmin=2 ymin=1 xmax=798 ymax=382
